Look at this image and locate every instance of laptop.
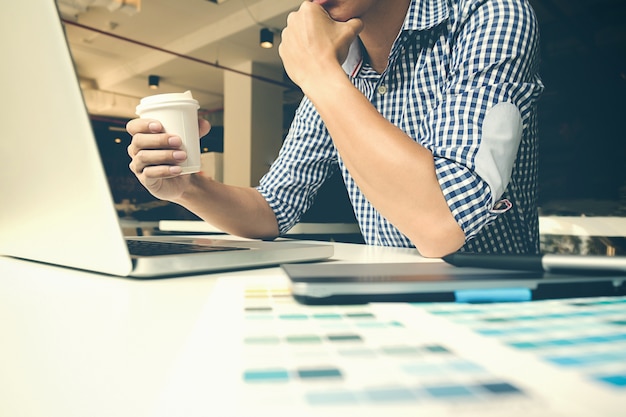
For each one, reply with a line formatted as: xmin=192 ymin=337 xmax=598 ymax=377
xmin=0 ymin=0 xmax=333 ymax=278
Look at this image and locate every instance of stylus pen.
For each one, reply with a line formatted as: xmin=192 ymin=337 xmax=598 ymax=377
xmin=442 ymin=252 xmax=626 ymax=273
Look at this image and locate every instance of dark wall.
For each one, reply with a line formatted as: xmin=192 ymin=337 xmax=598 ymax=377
xmin=530 ymin=0 xmax=626 ymax=215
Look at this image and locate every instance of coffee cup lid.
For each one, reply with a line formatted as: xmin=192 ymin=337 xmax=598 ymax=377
xmin=136 ymin=90 xmax=199 ymax=114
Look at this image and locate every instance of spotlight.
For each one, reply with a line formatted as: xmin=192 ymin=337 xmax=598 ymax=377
xmin=148 ymin=74 xmax=160 ymax=89
xmin=260 ymin=28 xmax=274 ymax=49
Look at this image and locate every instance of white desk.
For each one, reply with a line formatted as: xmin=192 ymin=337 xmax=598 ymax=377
xmin=1 ymin=242 xmax=624 ymax=417
xmin=161 ymin=217 xmax=626 ymax=237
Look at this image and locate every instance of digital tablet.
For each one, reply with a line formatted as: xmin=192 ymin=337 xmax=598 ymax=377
xmin=282 ymin=262 xmax=626 ymax=305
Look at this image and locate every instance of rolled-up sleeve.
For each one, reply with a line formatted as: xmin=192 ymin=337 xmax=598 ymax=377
xmin=256 ymin=99 xmax=337 ymax=235
xmin=419 ymin=0 xmax=543 ymax=239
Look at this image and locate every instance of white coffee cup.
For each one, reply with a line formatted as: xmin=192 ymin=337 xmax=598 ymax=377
xmin=136 ymin=90 xmax=201 ymax=174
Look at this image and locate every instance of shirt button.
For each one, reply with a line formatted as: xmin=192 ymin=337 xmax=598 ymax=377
xmin=377 ymin=85 xmax=388 ymax=95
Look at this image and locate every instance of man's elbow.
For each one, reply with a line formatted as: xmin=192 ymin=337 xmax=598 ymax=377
xmin=409 ymin=219 xmax=466 ymax=258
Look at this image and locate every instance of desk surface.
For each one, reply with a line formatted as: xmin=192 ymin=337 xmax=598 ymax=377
xmin=1 ymin=241 xmax=624 ymax=417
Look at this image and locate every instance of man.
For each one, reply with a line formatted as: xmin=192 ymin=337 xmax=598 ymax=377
xmin=127 ymin=0 xmax=544 ymax=257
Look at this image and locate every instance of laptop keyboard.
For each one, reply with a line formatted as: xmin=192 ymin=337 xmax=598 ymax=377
xmin=127 ymin=239 xmax=249 ymax=257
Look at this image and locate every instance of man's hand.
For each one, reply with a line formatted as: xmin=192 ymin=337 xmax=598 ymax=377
xmin=126 ymin=118 xmax=211 ymax=201
xmin=279 ymin=1 xmax=363 ymax=92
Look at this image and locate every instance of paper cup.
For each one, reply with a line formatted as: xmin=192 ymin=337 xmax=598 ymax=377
xmin=136 ymin=91 xmax=201 ymax=174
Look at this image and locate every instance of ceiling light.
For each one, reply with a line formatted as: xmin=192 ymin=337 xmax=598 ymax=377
xmin=110 ymin=0 xmax=141 ymax=15
xmin=148 ymin=74 xmax=160 ymax=89
xmin=260 ymin=28 xmax=274 ymax=49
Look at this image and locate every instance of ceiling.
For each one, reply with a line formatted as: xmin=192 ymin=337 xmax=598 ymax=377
xmin=58 ymin=0 xmax=302 ymax=118
xmin=59 ymin=0 xmax=626 ymax=120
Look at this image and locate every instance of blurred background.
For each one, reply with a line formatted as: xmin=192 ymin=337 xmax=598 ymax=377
xmin=55 ymin=0 xmax=626 ymax=250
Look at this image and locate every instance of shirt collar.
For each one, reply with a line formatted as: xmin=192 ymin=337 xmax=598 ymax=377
xmin=341 ymin=0 xmax=449 ymax=76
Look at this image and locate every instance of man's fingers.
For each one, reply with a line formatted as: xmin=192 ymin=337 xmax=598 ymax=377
xmin=199 ymin=118 xmax=211 ymax=138
xmin=127 ymin=134 xmax=182 ymax=157
xmin=126 ymin=118 xmax=163 ymax=135
xmin=130 ymin=148 xmax=187 ymax=169
xmin=344 ymin=17 xmax=364 ymax=36
xmin=139 ymin=164 xmax=183 ymax=179
xmin=128 ymin=147 xmax=187 ymax=178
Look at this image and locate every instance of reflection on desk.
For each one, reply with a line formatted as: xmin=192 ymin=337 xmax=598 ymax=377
xmin=539 ymin=216 xmax=626 ymax=256
xmin=1 ymin=241 xmax=624 ymax=417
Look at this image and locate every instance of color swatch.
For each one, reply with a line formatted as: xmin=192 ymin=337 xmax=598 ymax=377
xmin=237 ymin=283 xmax=531 ymax=411
xmin=420 ymin=297 xmax=626 ymax=389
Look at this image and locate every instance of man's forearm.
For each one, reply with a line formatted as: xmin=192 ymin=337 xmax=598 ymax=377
xmin=174 ymin=174 xmax=280 ymax=239
xmin=303 ymin=69 xmax=465 ymax=256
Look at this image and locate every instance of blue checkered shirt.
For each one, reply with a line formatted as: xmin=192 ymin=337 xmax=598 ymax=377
xmin=257 ymin=0 xmax=544 ymax=254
